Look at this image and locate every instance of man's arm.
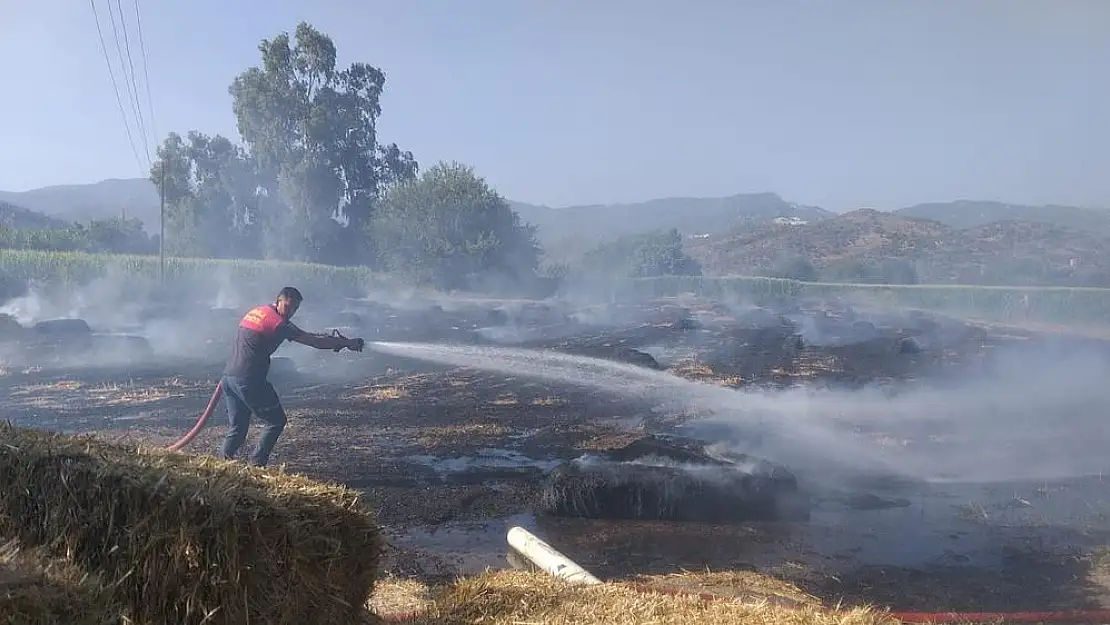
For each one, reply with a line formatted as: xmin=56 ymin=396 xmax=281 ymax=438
xmin=286 ymin=324 xmax=362 ymax=351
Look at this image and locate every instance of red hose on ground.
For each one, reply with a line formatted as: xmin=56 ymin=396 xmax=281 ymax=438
xmin=157 ymin=386 xmax=1110 ymax=624
xmin=165 ymin=381 xmax=223 ymax=452
xmin=888 ymin=610 xmax=1110 ymax=623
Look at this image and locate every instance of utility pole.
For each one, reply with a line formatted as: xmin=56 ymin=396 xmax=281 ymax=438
xmin=159 ymin=164 xmax=165 ymax=285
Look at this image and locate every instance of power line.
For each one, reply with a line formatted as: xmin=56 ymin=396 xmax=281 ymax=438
xmin=114 ymin=0 xmax=152 ymax=164
xmin=105 ymin=0 xmax=150 ymax=167
xmin=131 ymin=0 xmax=157 ymax=150
xmin=89 ymin=0 xmax=145 ymax=173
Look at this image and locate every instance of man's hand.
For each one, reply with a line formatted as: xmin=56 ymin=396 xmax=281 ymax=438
xmin=292 ymin=328 xmax=364 ymax=353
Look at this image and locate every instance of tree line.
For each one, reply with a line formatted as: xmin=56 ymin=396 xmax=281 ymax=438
xmin=0 ymin=217 xmax=155 ymax=255
xmin=149 ymin=23 xmax=540 ymax=290
xmin=4 ymin=22 xmax=704 ymax=289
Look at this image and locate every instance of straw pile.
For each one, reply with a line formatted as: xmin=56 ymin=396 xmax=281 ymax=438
xmin=0 ymin=424 xmax=382 ymax=625
xmin=538 ymin=438 xmax=809 ymax=523
xmin=0 ymin=538 xmax=119 ymax=625
xmin=407 ymin=570 xmax=899 ymax=625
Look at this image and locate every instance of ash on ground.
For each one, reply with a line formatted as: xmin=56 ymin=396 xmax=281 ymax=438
xmin=4 ymin=293 xmax=1110 ymax=612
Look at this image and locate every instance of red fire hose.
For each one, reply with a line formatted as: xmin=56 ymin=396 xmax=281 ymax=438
xmin=164 ymin=330 xmax=351 ymax=452
xmin=165 ymin=381 xmax=223 ymax=452
xmin=159 ymin=385 xmax=1110 ymax=624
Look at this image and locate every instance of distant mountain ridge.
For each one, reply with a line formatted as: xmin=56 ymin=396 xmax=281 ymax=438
xmin=510 ymin=192 xmax=834 ymax=260
xmin=0 ymin=178 xmax=160 ymax=232
xmin=686 ymin=208 xmax=1110 ymax=287
xmin=895 ymin=199 xmax=1110 ymax=232
xmin=1 ymin=177 xmax=1108 ymax=250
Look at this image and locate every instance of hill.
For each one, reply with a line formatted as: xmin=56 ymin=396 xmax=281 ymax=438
xmin=5 ymin=178 xmax=1110 ymax=277
xmin=687 ymin=209 xmax=954 ymax=275
xmin=686 ymin=209 xmax=1110 ymax=287
xmin=895 ymin=199 xmax=1110 ymax=234
xmin=0 ymin=180 xmax=834 ymax=248
xmin=0 ymin=178 xmax=160 ymax=232
xmin=512 ymin=193 xmax=834 ymax=261
xmin=0 ymin=200 xmax=71 ymax=230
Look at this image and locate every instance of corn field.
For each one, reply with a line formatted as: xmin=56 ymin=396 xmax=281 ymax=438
xmin=0 ymin=250 xmax=386 ymax=295
xmin=4 ymin=250 xmax=1110 ymax=326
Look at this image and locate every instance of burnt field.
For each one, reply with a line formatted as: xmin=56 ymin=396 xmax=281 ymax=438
xmin=3 ymin=291 xmax=1110 ymax=613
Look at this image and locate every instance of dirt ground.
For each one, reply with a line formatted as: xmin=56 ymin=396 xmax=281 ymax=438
xmin=3 ymin=295 xmax=1110 ymax=615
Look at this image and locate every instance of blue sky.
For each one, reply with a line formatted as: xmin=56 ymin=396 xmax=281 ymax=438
xmin=1 ymin=0 xmax=1107 ymax=210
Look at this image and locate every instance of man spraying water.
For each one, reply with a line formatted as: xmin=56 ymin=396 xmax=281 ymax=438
xmin=218 ymin=286 xmax=365 ymax=467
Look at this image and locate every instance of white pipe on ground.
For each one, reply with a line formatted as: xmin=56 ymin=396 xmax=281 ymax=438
xmin=506 ymin=526 xmax=601 ymax=585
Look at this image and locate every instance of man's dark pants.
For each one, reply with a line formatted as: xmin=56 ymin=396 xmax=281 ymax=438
xmin=218 ymin=374 xmax=287 ymax=467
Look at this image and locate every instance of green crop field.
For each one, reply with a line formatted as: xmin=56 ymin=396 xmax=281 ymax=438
xmin=4 ymin=249 xmax=1110 ymax=326
xmin=0 ymin=249 xmax=385 ymax=296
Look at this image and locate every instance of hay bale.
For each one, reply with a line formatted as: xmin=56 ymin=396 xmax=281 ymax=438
xmin=537 ymin=436 xmax=809 ymax=523
xmin=0 ymin=539 xmax=118 ymax=625
xmin=88 ymin=334 xmax=154 ymax=360
xmin=898 ymin=336 xmax=922 ymax=354
xmin=538 ymin=461 xmax=808 ymax=523
xmin=0 ymin=313 xmax=23 ymax=339
xmin=554 ymin=346 xmax=663 ymax=370
xmin=0 ymin=424 xmax=382 ymax=625
xmin=604 ymin=434 xmax=718 ymax=465
xmin=32 ymin=318 xmax=92 ymax=336
xmin=422 ymin=570 xmax=892 ymax=625
xmin=334 ymin=311 xmax=364 ymax=328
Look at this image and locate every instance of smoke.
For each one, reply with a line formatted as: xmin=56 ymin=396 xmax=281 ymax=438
xmin=6 ymin=259 xmax=1110 ymax=495
xmin=367 ymin=335 xmax=1110 ymax=491
xmin=210 ymin=265 xmax=245 ymax=310
xmin=0 ymin=269 xmax=381 ymax=374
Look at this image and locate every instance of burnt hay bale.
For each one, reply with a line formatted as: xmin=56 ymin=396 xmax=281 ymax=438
xmin=334 ymin=311 xmax=364 ymax=328
xmin=32 ymin=318 xmax=92 ymax=336
xmin=483 ymin=307 xmax=511 ymax=326
xmin=556 ymin=346 xmax=663 ymax=370
xmin=898 ymin=336 xmax=923 ymax=354
xmin=604 ymin=434 xmax=720 ymax=465
xmin=0 ymin=313 xmax=23 ymax=338
xmin=0 ymin=424 xmax=382 ymax=625
xmin=87 ymin=335 xmax=153 ymax=359
xmin=671 ymin=316 xmax=700 ymax=331
xmin=538 ymin=459 xmax=808 ymax=523
xmin=538 ymin=436 xmax=808 ymax=523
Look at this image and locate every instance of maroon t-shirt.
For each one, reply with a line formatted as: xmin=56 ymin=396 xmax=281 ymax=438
xmin=223 ymin=304 xmax=303 ymax=380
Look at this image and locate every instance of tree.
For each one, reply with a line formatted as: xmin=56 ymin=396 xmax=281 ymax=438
xmin=821 ymin=258 xmax=918 ymax=284
xmin=629 ymin=229 xmax=702 ymax=278
xmin=229 ymin=22 xmax=417 ymax=263
xmin=762 ymin=255 xmax=818 ymax=281
xmin=372 ymin=162 xmax=541 ymax=290
xmin=578 ymin=229 xmax=702 ymax=278
xmin=150 ymin=132 xmax=262 ymax=258
xmin=83 ymin=217 xmax=156 ymax=254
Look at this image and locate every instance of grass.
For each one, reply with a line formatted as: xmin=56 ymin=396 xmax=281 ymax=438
xmin=369 ymin=570 xmax=898 ymax=625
